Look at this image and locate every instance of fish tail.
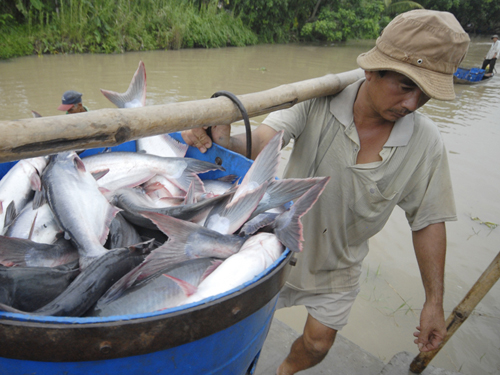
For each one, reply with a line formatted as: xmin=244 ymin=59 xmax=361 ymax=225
xmin=234 ymin=130 xmax=283 ymax=201
xmin=100 ymin=61 xmax=146 ymax=108
xmin=274 ymin=177 xmax=330 ymax=252
xmin=204 ymin=182 xmax=268 ymax=234
xmin=161 ymin=134 xmax=189 ymax=157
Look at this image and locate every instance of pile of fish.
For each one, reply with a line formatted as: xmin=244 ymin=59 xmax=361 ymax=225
xmin=0 ymin=61 xmax=330 ymax=318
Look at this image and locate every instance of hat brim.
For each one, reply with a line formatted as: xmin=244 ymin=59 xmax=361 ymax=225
xmin=57 ymin=103 xmax=75 ymax=111
xmin=357 ymin=47 xmax=456 ymax=101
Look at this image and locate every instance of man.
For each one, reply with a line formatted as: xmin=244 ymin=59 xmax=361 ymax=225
xmin=182 ymin=10 xmax=469 ymax=375
xmin=481 ymin=34 xmax=500 ymax=75
xmin=57 ymin=90 xmax=89 ymax=114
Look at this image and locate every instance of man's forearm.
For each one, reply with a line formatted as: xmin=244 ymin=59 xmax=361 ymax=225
xmin=412 ymin=222 xmax=446 ymax=304
xmin=229 ymin=124 xmax=279 ymax=160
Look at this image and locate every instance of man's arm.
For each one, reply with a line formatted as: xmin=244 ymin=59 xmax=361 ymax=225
xmin=411 ymin=222 xmax=447 ymax=352
xmin=181 ymin=124 xmax=278 ymax=160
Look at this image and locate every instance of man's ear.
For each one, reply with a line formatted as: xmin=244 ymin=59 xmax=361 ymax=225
xmin=365 ymin=70 xmax=375 ymax=81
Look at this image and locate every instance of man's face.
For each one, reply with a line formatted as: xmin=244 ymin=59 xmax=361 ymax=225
xmin=365 ymin=70 xmax=431 ymax=122
xmin=493 ymin=37 xmax=498 ymax=43
xmin=67 ymin=102 xmax=86 ymax=114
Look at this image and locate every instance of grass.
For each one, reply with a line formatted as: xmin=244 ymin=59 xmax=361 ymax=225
xmin=0 ymin=0 xmax=258 ymax=59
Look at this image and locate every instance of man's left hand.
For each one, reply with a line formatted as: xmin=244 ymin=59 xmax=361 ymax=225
xmin=413 ymin=302 xmax=447 ymax=352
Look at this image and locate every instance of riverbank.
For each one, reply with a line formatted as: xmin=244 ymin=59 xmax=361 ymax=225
xmin=0 ymin=1 xmax=258 ymax=60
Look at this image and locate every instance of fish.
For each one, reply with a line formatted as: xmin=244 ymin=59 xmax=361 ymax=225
xmin=100 ymin=61 xmax=147 ymax=108
xmin=137 ymin=133 xmax=189 ymax=159
xmin=0 ymin=260 xmax=80 ymax=312
xmin=0 ymin=236 xmax=78 ymax=268
xmin=4 ymin=201 xmax=61 ymax=244
xmin=0 ymin=156 xmax=48 ymax=234
xmin=175 ymin=232 xmax=284 ymax=306
xmin=41 ymin=151 xmax=120 ymax=270
xmin=100 ymin=60 xmax=189 ymax=159
xmin=82 ymin=151 xmax=225 ymax=194
xmin=231 ymin=130 xmax=283 ymax=202
xmin=0 ymin=240 xmax=155 ymax=317
xmin=169 ymin=177 xmax=330 ymax=306
xmin=98 ymin=186 xmax=267 ymax=302
xmin=240 ymin=176 xmax=331 ymax=252
xmin=105 ymin=212 xmax=143 ymax=249
xmin=88 ymin=258 xmax=221 ymax=317
xmin=110 ymin=184 xmax=237 ymax=230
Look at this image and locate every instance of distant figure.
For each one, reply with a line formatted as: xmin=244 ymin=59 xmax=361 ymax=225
xmin=481 ymin=34 xmax=500 ymax=75
xmin=57 ymin=90 xmax=89 ymax=114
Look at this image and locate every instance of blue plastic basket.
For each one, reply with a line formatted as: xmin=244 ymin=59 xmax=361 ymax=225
xmin=0 ymin=134 xmax=292 ymax=375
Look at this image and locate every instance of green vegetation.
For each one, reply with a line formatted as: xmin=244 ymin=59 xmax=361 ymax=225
xmin=0 ymin=0 xmax=258 ymax=59
xmin=1 ymin=0 xmax=500 ymax=60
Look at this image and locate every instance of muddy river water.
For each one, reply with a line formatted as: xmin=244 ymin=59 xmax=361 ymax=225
xmin=1 ymin=38 xmax=499 ymax=375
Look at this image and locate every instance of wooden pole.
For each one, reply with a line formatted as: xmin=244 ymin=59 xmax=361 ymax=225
xmin=0 ymin=69 xmax=364 ymax=163
xmin=410 ymin=250 xmax=500 ymax=373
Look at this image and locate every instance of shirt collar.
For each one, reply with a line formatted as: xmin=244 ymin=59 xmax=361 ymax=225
xmin=329 ymin=78 xmax=415 ymax=147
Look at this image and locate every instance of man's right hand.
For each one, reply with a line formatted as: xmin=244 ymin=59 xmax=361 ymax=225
xmin=181 ymin=125 xmax=231 ymax=153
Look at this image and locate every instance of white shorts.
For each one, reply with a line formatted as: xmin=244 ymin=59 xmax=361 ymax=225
xmin=276 ymin=285 xmax=360 ymax=331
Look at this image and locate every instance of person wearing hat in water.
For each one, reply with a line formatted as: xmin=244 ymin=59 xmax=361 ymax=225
xmin=57 ymin=90 xmax=89 ymax=114
xmin=481 ymin=34 xmax=500 ymax=76
xmin=182 ymin=9 xmax=469 ymax=375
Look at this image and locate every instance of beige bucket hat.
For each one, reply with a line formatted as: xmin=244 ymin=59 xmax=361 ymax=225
xmin=357 ymin=10 xmax=470 ymax=101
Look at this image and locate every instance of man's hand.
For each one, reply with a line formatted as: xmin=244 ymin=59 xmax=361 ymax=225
xmin=181 ymin=125 xmax=231 ymax=153
xmin=413 ymin=302 xmax=446 ymax=352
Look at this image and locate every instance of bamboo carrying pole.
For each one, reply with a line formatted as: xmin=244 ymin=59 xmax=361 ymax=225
xmin=0 ymin=69 xmax=364 ymax=163
xmin=410 ymin=250 xmax=500 ymax=373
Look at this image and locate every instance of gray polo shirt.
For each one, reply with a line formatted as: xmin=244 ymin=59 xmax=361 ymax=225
xmin=264 ymin=79 xmax=457 ymax=293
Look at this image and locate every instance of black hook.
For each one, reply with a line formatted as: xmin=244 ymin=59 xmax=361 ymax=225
xmin=209 ymin=91 xmax=252 ymax=160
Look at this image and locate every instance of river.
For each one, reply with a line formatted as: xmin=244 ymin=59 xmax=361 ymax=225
xmin=1 ymin=39 xmax=499 ymax=375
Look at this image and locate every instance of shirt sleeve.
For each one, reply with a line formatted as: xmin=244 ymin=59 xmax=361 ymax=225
xmin=262 ymin=100 xmax=313 ymax=147
xmin=398 ymin=139 xmax=457 ymax=231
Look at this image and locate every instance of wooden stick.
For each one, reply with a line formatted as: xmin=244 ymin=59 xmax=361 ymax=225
xmin=0 ymin=69 xmax=364 ymax=163
xmin=410 ymin=250 xmax=500 ymax=373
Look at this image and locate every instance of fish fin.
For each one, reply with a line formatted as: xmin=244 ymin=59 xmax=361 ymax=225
xmin=251 ymin=177 xmax=326 ymax=219
xmin=233 ymin=130 xmax=283 ymax=201
xmin=99 ymin=242 xmax=191 ymax=302
xmin=32 ymin=189 xmax=46 ymax=210
xmin=31 ymin=110 xmax=42 ymax=118
xmin=184 ymin=176 xmax=205 ymax=205
xmin=99 ymin=205 xmax=122 ymax=245
xmin=29 ymin=170 xmax=42 ymax=192
xmin=183 ymin=158 xmax=226 ymax=175
xmin=91 ymin=168 xmax=110 ymax=181
xmin=239 ymin=212 xmax=279 ymax=236
xmin=162 ymin=133 xmax=189 ymax=157
xmin=0 ymin=302 xmax=26 ymax=314
xmin=201 ymin=259 xmax=223 ymax=281
xmin=162 ymin=274 xmax=197 ymax=297
xmin=143 ymin=181 xmax=165 ymax=194
xmin=100 ymin=61 xmax=146 ymax=108
xmin=73 ymin=154 xmax=87 ymax=173
xmin=3 ymin=201 xmax=17 ymax=229
xmin=140 ymin=211 xmax=200 ymax=238
xmin=204 ymin=182 xmax=267 ymax=234
xmin=27 ymin=211 xmax=39 ymax=241
xmin=216 ymin=174 xmax=239 ymax=183
xmin=274 ymin=177 xmax=330 ymax=252
xmin=0 ymin=235 xmax=33 ymax=266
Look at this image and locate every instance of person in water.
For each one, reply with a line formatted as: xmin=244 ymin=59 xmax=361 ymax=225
xmin=182 ymin=10 xmax=469 ymax=375
xmin=57 ymin=90 xmax=89 ymax=114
